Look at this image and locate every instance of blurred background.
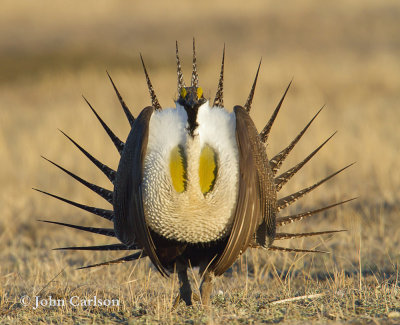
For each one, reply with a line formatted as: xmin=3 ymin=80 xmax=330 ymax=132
xmin=0 ymin=0 xmax=399 ymax=311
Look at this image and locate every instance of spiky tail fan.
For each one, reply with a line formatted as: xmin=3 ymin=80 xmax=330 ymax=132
xmin=37 ymin=48 xmax=353 ymax=270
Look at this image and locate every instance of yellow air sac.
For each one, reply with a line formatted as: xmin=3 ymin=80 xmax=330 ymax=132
xmin=199 ymin=144 xmax=217 ymax=195
xmin=169 ymin=145 xmax=187 ymax=193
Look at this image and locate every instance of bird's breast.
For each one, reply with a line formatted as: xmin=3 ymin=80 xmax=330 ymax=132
xmin=141 ymin=103 xmax=240 ymax=243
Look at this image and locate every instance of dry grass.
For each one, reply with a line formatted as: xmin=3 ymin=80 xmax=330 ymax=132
xmin=1 ymin=0 xmax=400 ymax=323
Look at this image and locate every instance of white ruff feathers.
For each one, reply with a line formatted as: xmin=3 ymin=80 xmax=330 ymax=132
xmin=142 ymin=102 xmax=239 ymax=243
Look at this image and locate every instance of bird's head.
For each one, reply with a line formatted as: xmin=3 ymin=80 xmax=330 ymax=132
xmin=177 ymin=86 xmax=207 ymax=136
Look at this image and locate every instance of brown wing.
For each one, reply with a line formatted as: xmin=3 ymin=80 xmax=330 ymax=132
xmin=113 ymin=106 xmax=168 ymax=276
xmin=211 ymin=105 xmax=265 ymax=276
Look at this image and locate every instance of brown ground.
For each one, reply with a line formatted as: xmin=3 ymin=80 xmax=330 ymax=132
xmin=1 ymin=0 xmax=399 ymax=323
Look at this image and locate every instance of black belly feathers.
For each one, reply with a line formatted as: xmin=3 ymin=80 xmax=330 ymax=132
xmin=36 ymin=40 xmax=354 ymax=278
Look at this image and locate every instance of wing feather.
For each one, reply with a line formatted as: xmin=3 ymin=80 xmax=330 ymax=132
xmin=211 ymin=106 xmax=264 ymax=276
xmin=113 ymin=106 xmax=168 ymax=276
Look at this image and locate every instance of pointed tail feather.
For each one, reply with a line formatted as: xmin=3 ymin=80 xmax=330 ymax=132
xmin=82 ymin=96 xmax=124 ymax=155
xmin=54 ymin=243 xmax=135 ymax=251
xmin=78 ymin=251 xmax=146 ymax=270
xmin=275 ymin=230 xmax=346 ymax=240
xmin=39 ymin=220 xmax=115 ymax=237
xmin=176 ymin=41 xmax=185 ymax=92
xmin=276 ymin=198 xmax=357 ymax=227
xmin=59 ymin=130 xmax=116 ymax=183
xmin=41 ymin=156 xmax=113 ymax=204
xmin=107 ymin=71 xmax=135 ymax=126
xmin=259 ymin=80 xmax=292 ymax=143
xmin=213 ymin=44 xmax=225 ymax=108
xmin=277 ymin=163 xmax=354 ymax=211
xmin=140 ymin=54 xmax=162 ymax=111
xmin=33 ymin=188 xmax=114 ymax=220
xmin=274 ymin=132 xmax=336 ymax=192
xmin=244 ymin=59 xmax=262 ymax=112
xmin=191 ymin=38 xmax=199 ymax=87
xmin=267 ymin=245 xmax=329 ymax=254
xmin=269 ymin=107 xmax=324 ymax=175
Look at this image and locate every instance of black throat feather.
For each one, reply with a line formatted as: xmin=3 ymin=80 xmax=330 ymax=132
xmin=184 ymin=104 xmax=200 ymax=137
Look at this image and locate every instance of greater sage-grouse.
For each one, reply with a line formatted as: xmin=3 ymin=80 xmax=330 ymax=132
xmin=36 ymin=41 xmax=354 ymax=306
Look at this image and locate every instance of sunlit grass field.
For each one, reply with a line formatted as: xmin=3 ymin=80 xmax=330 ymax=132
xmin=1 ymin=0 xmax=399 ymax=323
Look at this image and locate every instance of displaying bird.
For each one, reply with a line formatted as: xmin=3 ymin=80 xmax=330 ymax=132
xmin=36 ymin=40 xmax=354 ymax=306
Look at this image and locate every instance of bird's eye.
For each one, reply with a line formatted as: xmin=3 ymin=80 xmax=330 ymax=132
xmin=180 ymin=88 xmax=187 ymax=98
xmin=197 ymin=87 xmax=203 ymax=99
